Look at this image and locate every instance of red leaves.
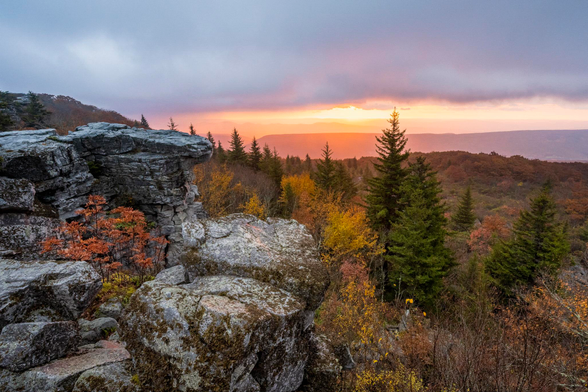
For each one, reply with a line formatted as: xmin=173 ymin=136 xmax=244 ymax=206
xmin=41 ymin=195 xmax=167 ymax=281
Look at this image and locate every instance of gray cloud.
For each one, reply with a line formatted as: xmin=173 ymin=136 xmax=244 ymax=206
xmin=1 ymin=0 xmax=587 ymax=116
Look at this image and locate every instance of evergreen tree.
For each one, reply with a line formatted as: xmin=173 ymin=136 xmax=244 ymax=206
xmin=268 ymin=148 xmax=284 ymax=187
xmin=304 ymin=154 xmax=312 ymax=173
xmin=260 ymin=144 xmax=273 ymax=174
xmin=452 ymin=186 xmax=476 ymax=231
xmin=133 ymin=120 xmax=140 ymax=127
xmin=206 ymin=132 xmax=216 ymax=155
xmin=140 ymin=114 xmax=150 ymax=129
xmin=0 ymin=92 xmax=14 ymax=132
xmin=334 ymin=161 xmax=357 ymax=201
xmin=24 ymin=91 xmax=50 ymax=128
xmin=168 ymin=117 xmax=178 ymax=131
xmin=189 ymin=123 xmax=197 ymax=136
xmin=365 ymin=109 xmax=409 ymax=233
xmin=248 ymin=137 xmax=262 ymax=170
xmin=315 ymin=142 xmax=337 ymax=191
xmin=280 ymin=182 xmax=296 ymax=217
xmin=227 ymin=128 xmax=248 ymax=164
xmin=486 ymin=184 xmax=569 ymax=295
xmin=387 ymin=156 xmax=454 ymax=306
xmin=216 ymin=141 xmax=227 ymax=163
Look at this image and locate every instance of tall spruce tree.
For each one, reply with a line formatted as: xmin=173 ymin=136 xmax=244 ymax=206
xmin=452 ymin=186 xmax=476 ymax=231
xmin=216 ymin=141 xmax=227 ymax=163
xmin=140 ymin=114 xmax=150 ymax=129
xmin=387 ymin=156 xmax=454 ymax=306
xmin=486 ymin=184 xmax=569 ymax=295
xmin=227 ymin=128 xmax=248 ymax=164
xmin=248 ymin=137 xmax=262 ymax=170
xmin=365 ymin=109 xmax=409 ymax=233
xmin=315 ymin=142 xmax=337 ymax=191
xmin=24 ymin=91 xmax=50 ymax=128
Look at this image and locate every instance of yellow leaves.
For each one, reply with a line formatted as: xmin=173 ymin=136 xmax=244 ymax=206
xmin=322 ymin=206 xmax=381 ymax=266
xmin=405 ymin=298 xmax=414 ymax=304
xmin=354 ymin=364 xmax=425 ymax=392
xmin=241 ymin=193 xmax=266 ymax=219
xmin=280 ymin=173 xmax=316 ymax=199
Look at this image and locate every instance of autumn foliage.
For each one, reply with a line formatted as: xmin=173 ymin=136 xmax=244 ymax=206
xmin=41 ymin=195 xmax=167 ymax=281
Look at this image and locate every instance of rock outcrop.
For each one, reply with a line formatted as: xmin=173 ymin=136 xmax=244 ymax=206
xmin=0 ymin=123 xmax=213 ymax=263
xmin=121 ymin=214 xmax=330 ymax=392
xmin=0 ymin=124 xmax=331 ymax=391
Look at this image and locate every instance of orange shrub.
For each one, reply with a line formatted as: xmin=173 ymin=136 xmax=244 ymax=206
xmin=42 ymin=195 xmax=167 ymax=282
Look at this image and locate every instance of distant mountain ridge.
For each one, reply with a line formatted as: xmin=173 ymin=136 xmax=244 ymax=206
xmin=257 ymin=129 xmax=588 ymax=161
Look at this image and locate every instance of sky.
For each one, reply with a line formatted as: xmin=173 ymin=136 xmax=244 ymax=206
xmin=1 ymin=0 xmax=588 ymax=137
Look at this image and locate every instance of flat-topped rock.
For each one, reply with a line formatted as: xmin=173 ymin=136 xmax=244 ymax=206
xmin=62 ymin=122 xmax=212 ymax=161
xmin=0 ymin=259 xmax=102 ymax=329
xmin=181 ymin=214 xmax=329 ymax=310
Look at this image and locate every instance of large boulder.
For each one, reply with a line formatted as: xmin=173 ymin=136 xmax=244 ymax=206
xmin=181 ymin=214 xmax=329 ymax=310
xmin=0 ymin=321 xmax=80 ymax=372
xmin=0 ymin=259 xmax=102 ymax=329
xmin=120 ymin=276 xmax=309 ymax=392
xmin=0 ymin=340 xmax=130 ymax=392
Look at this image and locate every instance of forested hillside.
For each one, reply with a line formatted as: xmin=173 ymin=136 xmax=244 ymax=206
xmin=195 ymin=112 xmax=588 ymax=390
xmin=0 ymin=91 xmax=139 ymax=133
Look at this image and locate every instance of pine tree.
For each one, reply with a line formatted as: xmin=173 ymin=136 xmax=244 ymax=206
xmin=260 ymin=144 xmax=273 ymax=174
xmin=304 ymin=154 xmax=312 ymax=173
xmin=24 ymin=91 xmax=50 ymax=128
xmin=365 ymin=109 xmax=409 ymax=233
xmin=140 ymin=114 xmax=150 ymax=129
xmin=189 ymin=123 xmax=197 ymax=136
xmin=280 ymin=182 xmax=296 ymax=217
xmin=315 ymin=142 xmax=337 ymax=191
xmin=0 ymin=92 xmax=14 ymax=132
xmin=248 ymin=137 xmax=262 ymax=170
xmin=334 ymin=161 xmax=357 ymax=201
xmin=486 ymin=184 xmax=569 ymax=295
xmin=206 ymin=132 xmax=216 ymax=155
xmin=227 ymin=128 xmax=248 ymax=165
xmin=216 ymin=141 xmax=227 ymax=164
xmin=268 ymin=148 xmax=284 ymax=187
xmin=387 ymin=156 xmax=454 ymax=306
xmin=168 ymin=117 xmax=178 ymax=131
xmin=452 ymin=186 xmax=476 ymax=231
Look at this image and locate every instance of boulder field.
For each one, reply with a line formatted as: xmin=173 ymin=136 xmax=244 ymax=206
xmin=0 ymin=124 xmax=338 ymax=391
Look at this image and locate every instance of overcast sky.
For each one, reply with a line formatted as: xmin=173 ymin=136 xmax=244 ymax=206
xmin=1 ymin=1 xmax=588 ymax=130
